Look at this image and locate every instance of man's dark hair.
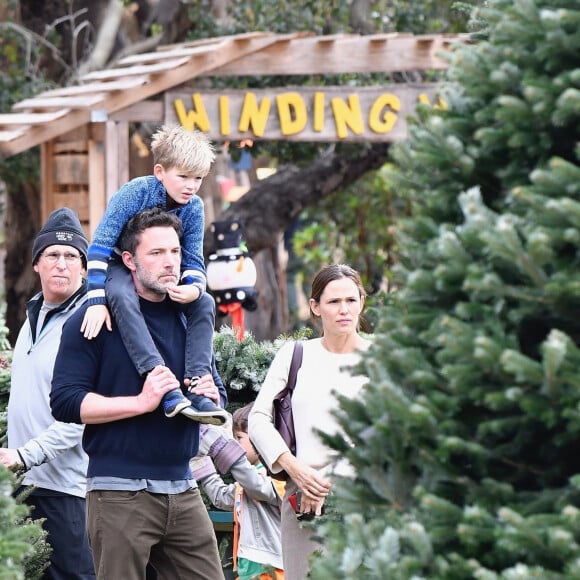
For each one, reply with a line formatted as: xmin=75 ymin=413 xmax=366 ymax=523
xmin=118 ymin=208 xmax=183 ymax=255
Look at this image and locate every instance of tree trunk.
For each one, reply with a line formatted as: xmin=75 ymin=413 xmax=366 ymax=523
xmin=5 ymin=181 xmax=41 ymax=345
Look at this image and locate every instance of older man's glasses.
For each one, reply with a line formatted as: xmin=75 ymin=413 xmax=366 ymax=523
xmin=41 ymin=251 xmax=81 ymax=265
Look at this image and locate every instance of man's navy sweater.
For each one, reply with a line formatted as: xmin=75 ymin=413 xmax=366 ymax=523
xmin=50 ymin=297 xmax=199 ymax=481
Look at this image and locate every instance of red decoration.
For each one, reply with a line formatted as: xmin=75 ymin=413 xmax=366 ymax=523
xmin=218 ymin=302 xmax=245 ymax=340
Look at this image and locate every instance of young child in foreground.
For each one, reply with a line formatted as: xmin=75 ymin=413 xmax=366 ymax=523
xmin=191 ymin=403 xmax=285 ymax=580
xmin=81 ymin=125 xmax=227 ymax=425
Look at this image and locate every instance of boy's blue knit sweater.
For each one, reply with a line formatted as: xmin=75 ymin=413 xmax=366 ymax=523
xmin=50 ymin=297 xmax=200 ymax=480
xmin=87 ymin=175 xmax=206 ymax=307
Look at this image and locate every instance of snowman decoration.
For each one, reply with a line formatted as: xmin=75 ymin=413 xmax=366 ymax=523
xmin=206 ymin=220 xmax=258 ymax=339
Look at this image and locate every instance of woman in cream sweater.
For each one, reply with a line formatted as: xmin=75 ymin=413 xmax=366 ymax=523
xmin=249 ymin=264 xmax=372 ymax=579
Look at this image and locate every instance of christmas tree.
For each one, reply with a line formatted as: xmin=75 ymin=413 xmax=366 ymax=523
xmin=0 ymin=312 xmax=49 ymax=579
xmin=310 ymin=1 xmax=580 ymax=577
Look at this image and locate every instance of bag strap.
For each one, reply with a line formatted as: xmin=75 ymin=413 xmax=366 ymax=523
xmin=286 ymin=341 xmax=303 ymax=394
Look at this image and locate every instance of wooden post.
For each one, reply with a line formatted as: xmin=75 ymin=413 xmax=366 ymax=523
xmin=40 ymin=141 xmax=54 ymax=224
xmin=105 ymin=120 xmax=130 ymax=203
xmin=88 ymin=123 xmax=106 ymax=238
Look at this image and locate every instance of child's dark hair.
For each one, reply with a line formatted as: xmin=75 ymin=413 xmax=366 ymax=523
xmin=232 ymin=402 xmax=254 ymax=434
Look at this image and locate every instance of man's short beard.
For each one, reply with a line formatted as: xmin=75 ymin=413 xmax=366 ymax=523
xmin=133 ymin=258 xmax=172 ymax=296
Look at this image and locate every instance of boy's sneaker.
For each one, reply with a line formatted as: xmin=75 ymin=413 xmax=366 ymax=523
xmin=162 ymin=389 xmax=192 ymax=418
xmin=180 ymin=396 xmax=228 ymax=425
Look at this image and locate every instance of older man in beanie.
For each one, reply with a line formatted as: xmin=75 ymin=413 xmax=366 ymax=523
xmin=0 ymin=208 xmax=95 ymax=579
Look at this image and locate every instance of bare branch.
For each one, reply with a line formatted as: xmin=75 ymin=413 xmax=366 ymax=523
xmin=0 ymin=22 xmax=69 ymax=75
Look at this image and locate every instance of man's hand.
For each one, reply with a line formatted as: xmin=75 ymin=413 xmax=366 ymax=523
xmin=166 ymin=284 xmax=199 ymax=305
xmin=137 ymin=366 xmax=181 ymax=413
xmin=187 ymin=373 xmax=220 ymax=403
xmin=80 ymin=366 xmax=182 ymax=424
xmin=0 ymin=448 xmax=24 ymax=472
xmin=81 ymin=304 xmax=112 ymax=339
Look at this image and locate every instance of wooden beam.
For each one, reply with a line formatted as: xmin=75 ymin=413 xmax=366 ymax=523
xmin=199 ymin=34 xmax=468 ymax=76
xmin=40 ymin=77 xmax=148 ymax=97
xmin=109 ymin=100 xmax=164 ymax=123
xmin=154 ymin=31 xmax=273 ymax=52
xmin=0 ymin=128 xmax=28 ymax=142
xmin=117 ymin=44 xmax=221 ymax=65
xmin=81 ymin=57 xmax=192 ymax=81
xmin=12 ymin=95 xmax=105 ymax=111
xmin=0 ymin=110 xmax=70 ymax=123
xmin=0 ymin=109 xmax=91 ymax=158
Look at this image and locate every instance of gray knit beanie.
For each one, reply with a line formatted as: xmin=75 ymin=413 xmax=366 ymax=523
xmin=32 ymin=208 xmax=88 ymax=266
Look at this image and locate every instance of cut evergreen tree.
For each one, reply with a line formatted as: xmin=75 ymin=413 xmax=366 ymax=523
xmin=310 ymin=1 xmax=580 ymax=578
xmin=0 ymin=311 xmax=49 ymax=579
xmin=213 ymin=325 xmax=312 ymax=406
